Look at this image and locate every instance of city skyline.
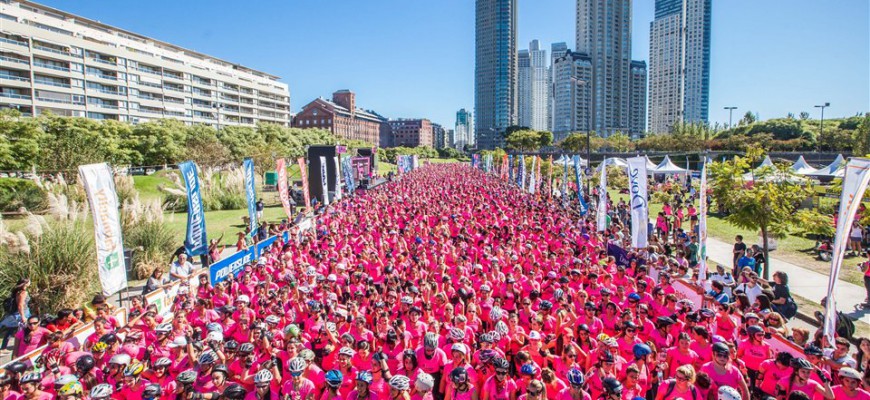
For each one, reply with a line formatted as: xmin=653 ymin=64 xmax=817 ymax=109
xmin=21 ymin=0 xmax=870 ymax=133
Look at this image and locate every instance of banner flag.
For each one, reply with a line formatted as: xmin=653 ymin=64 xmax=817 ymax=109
xmin=698 ymin=158 xmax=708 ymax=281
xmin=412 ymin=155 xmax=419 ymax=170
xmin=824 ymin=158 xmax=870 ymax=343
xmin=79 ymin=163 xmax=127 ymax=296
xmin=528 ymin=156 xmax=537 ymax=193
xmin=297 ymin=158 xmax=311 ymax=212
xmin=627 ymin=157 xmax=649 ymax=248
xmin=501 ymin=154 xmax=508 ymax=179
xmin=319 ymin=156 xmax=329 ymax=206
xmin=518 ymin=155 xmax=526 ymax=187
xmin=562 ymin=158 xmax=569 ymax=208
xmin=342 ymin=157 xmax=356 ymax=194
xmin=535 ymin=156 xmax=542 ymax=193
xmin=243 ymin=158 xmax=257 ymax=233
xmin=178 ymin=161 xmax=209 ymax=256
xmin=597 ymin=162 xmax=608 ymax=232
xmin=547 ymin=155 xmax=554 ymax=195
xmin=508 ymin=155 xmax=514 ymax=183
xmin=276 ymin=159 xmax=293 ymax=219
xmin=573 ymin=155 xmax=588 ymax=216
xmin=333 ymin=156 xmax=343 ymax=201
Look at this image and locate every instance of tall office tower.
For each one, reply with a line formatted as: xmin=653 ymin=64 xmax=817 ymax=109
xmin=454 ymin=108 xmax=474 ymax=149
xmin=475 ymin=0 xmax=517 ymax=150
xmin=576 ymin=0 xmax=633 ymax=137
xmin=648 ymin=0 xmax=712 ymax=134
xmin=518 ymin=40 xmax=549 ymax=131
xmin=549 ymin=42 xmax=569 ymax=131
xmin=629 ymin=61 xmax=647 ymax=138
xmin=552 ymin=50 xmax=593 ymax=143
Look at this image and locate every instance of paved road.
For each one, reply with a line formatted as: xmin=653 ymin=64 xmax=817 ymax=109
xmin=705 ymin=236 xmax=870 ymax=325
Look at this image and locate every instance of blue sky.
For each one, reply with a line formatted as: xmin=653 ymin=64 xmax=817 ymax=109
xmin=37 ymin=0 xmax=869 ymax=130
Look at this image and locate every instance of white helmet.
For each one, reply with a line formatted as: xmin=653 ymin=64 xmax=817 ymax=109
xmin=415 ymin=372 xmax=434 ymax=391
xmin=89 ymin=384 xmax=113 ymax=399
xmin=254 ymin=369 xmax=273 ymax=384
xmin=718 ymin=386 xmax=742 ymax=400
xmin=388 ymin=375 xmax=411 ymax=391
xmin=287 ymin=358 xmax=306 ymax=374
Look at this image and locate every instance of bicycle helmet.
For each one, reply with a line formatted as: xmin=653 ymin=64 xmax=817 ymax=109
xmin=109 ymin=353 xmax=131 ymax=366
xmin=520 ymin=363 xmax=537 ymax=376
xmin=495 ymin=321 xmax=509 ymax=336
xmin=199 ymin=350 xmax=218 ymax=365
xmin=415 ymin=372 xmax=434 ymax=391
xmin=554 ymin=289 xmax=564 ymax=299
xmin=600 ymin=351 xmax=615 ymax=363
xmin=603 ymin=377 xmax=623 ymax=394
xmin=717 ymin=386 xmax=742 ymax=400
xmin=238 ymin=343 xmax=255 ymax=354
xmin=804 ymin=345 xmax=824 ymax=357
xmin=566 ymin=368 xmax=584 ymax=385
xmin=840 ymin=367 xmax=862 ymax=380
xmin=205 ymin=331 xmax=224 ymax=343
xmin=75 ymin=354 xmax=95 ymax=374
xmin=712 ymin=342 xmax=730 ymax=356
xmin=155 ymin=323 xmax=173 ymax=334
xmin=449 ymin=327 xmax=465 ymax=340
xmin=356 ymin=370 xmax=373 ymax=384
xmin=89 ymin=384 xmax=113 ymax=399
xmin=338 ymin=347 xmax=355 ymax=357
xmin=99 ymin=333 xmax=118 ymax=346
xmin=450 ymin=367 xmax=468 ymax=384
xmin=479 ymin=332 xmax=495 ymax=344
xmin=746 ymin=325 xmax=763 ymax=335
xmin=222 ymin=384 xmax=247 ymax=400
xmin=212 ymin=364 xmax=229 ymax=376
xmin=388 ymin=375 xmax=411 ymax=391
xmin=299 ymin=349 xmax=315 ymax=362
xmin=287 ymin=358 xmax=306 ymax=375
xmin=284 ymin=324 xmax=301 ymax=337
xmin=153 ymin=357 xmax=172 ymax=369
xmin=539 ymin=300 xmax=553 ymax=311
xmin=489 ymin=307 xmax=503 ymax=321
xmin=142 ymin=384 xmax=162 ymax=400
xmin=91 ymin=341 xmax=108 ymax=353
xmin=264 ymin=315 xmax=280 ymax=325
xmin=792 ymin=357 xmax=813 ymax=370
xmin=492 ymin=357 xmax=510 ymax=370
xmin=325 ymin=370 xmax=343 ymax=388
xmin=253 ymin=369 xmax=273 ymax=384
xmin=5 ymin=361 xmax=27 ymax=374
xmin=58 ymin=381 xmax=83 ymax=397
xmin=632 ymin=344 xmax=652 ymax=359
xmin=123 ymin=362 xmax=145 ymax=377
xmin=176 ymin=370 xmax=197 ymax=384
xmin=20 ymin=372 xmax=42 ymax=384
xmin=478 ymin=349 xmax=497 ymax=364
xmin=423 ymin=332 xmax=438 ymax=349
xmin=54 ymin=375 xmax=78 ymax=388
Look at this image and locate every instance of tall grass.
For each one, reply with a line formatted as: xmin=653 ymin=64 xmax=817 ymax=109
xmin=121 ymin=194 xmax=176 ymax=280
xmin=159 ymin=166 xmax=247 ymax=212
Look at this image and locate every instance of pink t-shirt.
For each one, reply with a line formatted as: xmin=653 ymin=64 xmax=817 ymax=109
xmin=281 ymin=378 xmax=316 ymax=400
xmin=556 ymin=388 xmax=591 ymax=400
xmin=482 ymin=376 xmax=517 ymax=400
xmin=758 ymin=360 xmax=792 ymax=396
xmin=415 ymin=348 xmax=447 ymax=374
xmin=832 ymin=386 xmax=870 ymax=399
xmin=738 ymin=339 xmax=771 ymax=371
xmin=776 ymin=376 xmax=821 ymax=398
xmin=700 ymin=362 xmax=745 ymax=392
xmin=667 ymin=348 xmax=698 ymax=377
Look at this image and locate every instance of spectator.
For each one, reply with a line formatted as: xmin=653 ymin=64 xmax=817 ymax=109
xmin=142 ymin=268 xmax=169 ymax=296
xmin=13 ymin=316 xmax=49 ymax=356
xmin=0 ymin=278 xmax=31 ymax=354
xmin=169 ymin=253 xmax=195 ymax=281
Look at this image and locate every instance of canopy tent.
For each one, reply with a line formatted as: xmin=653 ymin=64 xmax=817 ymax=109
xmin=596 ymin=157 xmax=628 ymax=171
xmin=758 ymin=155 xmax=777 ymax=170
xmin=790 ymin=156 xmax=819 ymax=175
xmin=742 ymin=155 xmax=780 ymax=181
xmin=653 ymin=155 xmax=687 ymax=174
xmin=805 ymin=154 xmax=845 ymax=179
xmin=552 ymin=155 xmax=588 ymax=167
xmin=645 ymin=156 xmax=658 ymax=171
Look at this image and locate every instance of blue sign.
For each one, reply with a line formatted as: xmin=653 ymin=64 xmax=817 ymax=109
xmin=573 ymin=155 xmax=588 ymax=216
xmin=243 ymin=158 xmax=257 ymax=233
xmin=508 ymin=155 xmax=514 ymax=182
xmin=209 ymin=231 xmax=290 ymax=284
xmin=179 ymin=161 xmax=208 ymax=256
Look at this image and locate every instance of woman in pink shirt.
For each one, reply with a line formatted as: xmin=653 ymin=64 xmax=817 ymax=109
xmin=665 ymin=333 xmax=698 ymax=378
xmin=757 ymin=352 xmax=794 ymax=398
xmin=14 ymin=316 xmax=49 ymax=356
xmin=775 ymin=358 xmax=833 ymax=399
xmin=736 ymin=325 xmax=772 ymax=389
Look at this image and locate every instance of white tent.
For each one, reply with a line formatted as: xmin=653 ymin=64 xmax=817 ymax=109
xmin=645 ymin=156 xmax=658 ymax=171
xmin=552 ymin=155 xmax=587 ymax=167
xmin=596 ymin=157 xmax=628 ymax=171
xmin=805 ymin=154 xmax=845 ymax=179
xmin=758 ymin=155 xmax=777 ymax=170
xmin=653 ymin=155 xmax=687 ymax=174
xmin=743 ymin=155 xmax=780 ymax=180
xmin=790 ymin=156 xmax=819 ymax=175
xmin=552 ymin=155 xmax=570 ymax=165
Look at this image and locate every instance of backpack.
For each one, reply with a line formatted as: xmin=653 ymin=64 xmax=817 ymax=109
xmin=838 ymin=311 xmax=856 ymax=340
xmin=662 ymin=380 xmax=698 ymax=400
xmin=2 ymin=295 xmax=15 ymax=316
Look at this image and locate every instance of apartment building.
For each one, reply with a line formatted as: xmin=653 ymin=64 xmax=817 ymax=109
xmin=293 ymin=90 xmax=387 ymax=146
xmin=388 ymin=119 xmax=434 ymax=148
xmin=0 ymin=0 xmax=290 ymax=126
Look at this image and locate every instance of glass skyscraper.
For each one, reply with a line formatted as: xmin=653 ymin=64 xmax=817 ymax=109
xmin=475 ymin=0 xmax=517 ymax=150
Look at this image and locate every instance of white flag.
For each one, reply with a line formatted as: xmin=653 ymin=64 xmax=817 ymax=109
xmin=319 ymin=156 xmax=329 ymax=206
xmin=79 ymin=163 xmax=127 ymax=296
xmin=824 ymin=158 xmax=870 ymax=343
xmin=333 ymin=156 xmax=343 ymax=201
xmin=626 ymin=157 xmax=649 ymax=248
xmin=597 ymin=163 xmax=608 ymax=232
xmin=528 ymin=156 xmax=537 ymax=194
xmin=698 ymin=159 xmax=708 ymax=281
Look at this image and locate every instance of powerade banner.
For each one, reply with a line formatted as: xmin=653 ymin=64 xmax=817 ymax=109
xmin=319 ymin=156 xmax=329 ymax=206
xmin=626 ymin=156 xmax=649 ymax=248
xmin=209 ymin=231 xmax=290 ymax=284
xmin=276 ymin=159 xmax=293 ymax=219
xmin=596 ymin=162 xmax=608 ymax=232
xmin=332 ymin=156 xmax=343 ymax=201
xmin=508 ymin=155 xmax=514 ymax=182
xmin=573 ymin=155 xmax=588 ymax=216
xmin=179 ymin=161 xmax=208 ymax=256
xmin=411 ymin=155 xmax=419 ymax=169
xmin=243 ymin=158 xmax=257 ymax=232
xmin=297 ymin=158 xmax=311 ymax=212
xmin=79 ymin=163 xmax=128 ymax=296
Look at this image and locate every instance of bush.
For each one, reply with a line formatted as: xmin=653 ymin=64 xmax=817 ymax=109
xmin=122 ymin=198 xmax=176 ymax=279
xmin=0 ymin=178 xmax=47 ymax=212
xmin=160 ymin=166 xmax=247 ymax=212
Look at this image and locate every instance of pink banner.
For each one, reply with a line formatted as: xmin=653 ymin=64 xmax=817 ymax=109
xmin=297 ymin=157 xmax=311 ymax=212
xmin=276 ymin=159 xmax=293 ymax=219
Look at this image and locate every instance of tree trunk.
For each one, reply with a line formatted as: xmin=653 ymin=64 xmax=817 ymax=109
xmin=761 ymin=225 xmax=770 ymax=280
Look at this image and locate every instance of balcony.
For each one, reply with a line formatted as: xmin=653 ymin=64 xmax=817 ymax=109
xmin=137 ymin=67 xmax=161 ymax=76
xmin=0 ymin=92 xmax=31 ymax=100
xmin=33 ymin=61 xmax=70 ymax=72
xmin=33 ymin=77 xmax=71 ymax=88
xmin=90 ymin=102 xmax=120 ymax=110
xmin=0 ymin=55 xmax=30 ymax=66
xmin=35 ymin=96 xmax=77 ymax=105
xmin=163 ymin=97 xmax=184 ymax=104
xmin=0 ymin=73 xmax=30 ymax=83
xmin=90 ymin=58 xmax=117 ymax=66
xmin=88 ymin=73 xmax=119 ymax=81
xmin=0 ymin=37 xmax=27 ymax=47
xmin=163 ymin=85 xmax=186 ymax=93
xmin=33 ymin=44 xmax=74 ymax=58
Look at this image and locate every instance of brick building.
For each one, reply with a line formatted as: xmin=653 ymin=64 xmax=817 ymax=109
xmin=388 ymin=119 xmax=434 ymax=148
xmin=293 ymin=90 xmax=387 ymax=145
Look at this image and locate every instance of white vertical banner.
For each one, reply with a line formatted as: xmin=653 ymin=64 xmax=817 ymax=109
xmin=597 ymin=163 xmax=608 ymax=232
xmin=78 ymin=163 xmax=128 ymax=296
xmin=698 ymin=159 xmax=708 ymax=281
xmin=319 ymin=156 xmax=329 ymax=206
xmin=333 ymin=156 xmax=343 ymax=201
xmin=626 ymin=157 xmax=649 ymax=248
xmin=824 ymin=158 xmax=870 ymax=343
xmin=528 ymin=156 xmax=537 ymax=194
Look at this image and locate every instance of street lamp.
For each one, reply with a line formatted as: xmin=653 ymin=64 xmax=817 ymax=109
xmin=814 ymin=102 xmax=830 ymax=150
xmin=724 ymin=106 xmax=737 ymax=129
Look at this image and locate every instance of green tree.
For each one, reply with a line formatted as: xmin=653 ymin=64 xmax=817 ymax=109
xmin=602 ymin=132 xmax=633 ymax=152
xmin=739 ymin=111 xmax=758 ymax=126
xmin=0 ymin=109 xmax=43 ymax=170
xmin=38 ymin=115 xmax=122 ymax=174
xmin=854 ymin=113 xmax=870 ymax=156
xmin=127 ymin=119 xmax=190 ymax=165
xmin=559 ymin=132 xmax=605 ymax=153
xmin=709 ymin=149 xmax=811 ymax=279
xmin=184 ymin=124 xmax=230 ymax=168
xmin=506 ymin=130 xmax=549 ymax=152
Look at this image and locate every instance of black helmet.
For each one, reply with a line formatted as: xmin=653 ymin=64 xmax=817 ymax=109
xmin=212 ymin=364 xmax=229 ymax=376
xmin=492 ymin=357 xmax=510 ymax=370
xmin=142 ymin=384 xmax=162 ymax=400
xmin=6 ymin=361 xmax=27 ymax=374
xmin=222 ymin=384 xmax=247 ymax=400
xmin=176 ymin=370 xmax=197 ymax=384
xmin=450 ymin=367 xmax=468 ymax=384
xmin=712 ymin=342 xmax=729 ymax=356
xmin=75 ymin=354 xmax=96 ymax=374
xmin=791 ymin=357 xmax=814 ymax=370
xmin=224 ymin=340 xmax=239 ymax=351
xmin=98 ymin=333 xmax=118 ymax=346
xmin=804 ymin=345 xmax=824 ymax=357
xmin=603 ymin=377 xmax=623 ymax=394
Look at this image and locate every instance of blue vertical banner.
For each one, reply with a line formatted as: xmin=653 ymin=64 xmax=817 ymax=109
xmin=243 ymin=158 xmax=257 ymax=233
xmin=342 ymin=157 xmax=356 ymax=194
xmin=179 ymin=161 xmax=208 ymax=256
xmin=518 ymin=155 xmax=526 ymax=187
xmin=573 ymin=155 xmax=588 ymax=216
xmin=508 ymin=155 xmax=514 ymax=183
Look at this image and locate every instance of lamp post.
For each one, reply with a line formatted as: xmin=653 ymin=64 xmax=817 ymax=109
xmin=724 ymin=106 xmax=737 ymax=129
xmin=814 ymin=102 xmax=830 ymax=151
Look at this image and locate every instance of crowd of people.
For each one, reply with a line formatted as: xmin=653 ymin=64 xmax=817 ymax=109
xmin=0 ymin=164 xmax=868 ymax=400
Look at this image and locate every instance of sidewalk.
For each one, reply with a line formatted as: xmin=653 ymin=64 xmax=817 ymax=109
xmin=705 ymin=237 xmax=870 ymax=325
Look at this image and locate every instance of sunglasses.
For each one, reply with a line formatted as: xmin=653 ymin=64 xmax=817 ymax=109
xmin=527 ymin=390 xmax=542 ymax=396
xmin=675 ymin=375 xmax=688 ymax=382
xmin=495 ymin=370 xmax=508 ymax=375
